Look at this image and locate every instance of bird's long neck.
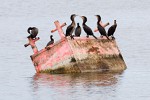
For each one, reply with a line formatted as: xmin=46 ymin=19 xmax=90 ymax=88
xmin=97 ymin=18 xmax=101 ymax=25
xmin=71 ymin=17 xmax=76 ymax=26
xmin=83 ymin=22 xmax=86 ymax=25
xmin=114 ymin=20 xmax=117 ymax=25
xmin=51 ymin=37 xmax=54 ymax=41
xmin=82 ymin=19 xmax=87 ymax=25
xmin=71 ymin=20 xmax=75 ymax=26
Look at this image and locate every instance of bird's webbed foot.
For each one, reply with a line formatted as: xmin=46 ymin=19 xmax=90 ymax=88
xmin=45 ymin=46 xmax=51 ymax=50
xmin=86 ymin=35 xmax=89 ymax=38
xmin=34 ymin=37 xmax=38 ymax=39
xmin=70 ymin=35 xmax=74 ymax=40
xmin=34 ymin=37 xmax=40 ymax=40
xmin=100 ymin=35 xmax=103 ymax=38
xmin=112 ymin=36 xmax=115 ymax=40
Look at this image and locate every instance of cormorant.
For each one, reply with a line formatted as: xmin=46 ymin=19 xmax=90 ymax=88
xmin=75 ymin=23 xmax=81 ymax=37
xmin=27 ymin=27 xmax=38 ymax=39
xmin=95 ymin=15 xmax=109 ymax=40
xmin=80 ymin=16 xmax=97 ymax=39
xmin=107 ymin=20 xmax=117 ymax=39
xmin=66 ymin=14 xmax=77 ymax=38
xmin=46 ymin=35 xmax=54 ymax=46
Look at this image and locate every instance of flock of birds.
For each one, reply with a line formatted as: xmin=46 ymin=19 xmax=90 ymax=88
xmin=66 ymin=14 xmax=117 ymax=40
xmin=26 ymin=14 xmax=117 ymax=47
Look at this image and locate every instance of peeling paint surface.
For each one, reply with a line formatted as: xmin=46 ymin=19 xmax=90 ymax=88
xmin=31 ymin=37 xmax=126 ymax=73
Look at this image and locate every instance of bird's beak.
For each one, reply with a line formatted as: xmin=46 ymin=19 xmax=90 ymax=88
xmin=80 ymin=16 xmax=83 ymax=19
xmin=95 ymin=15 xmax=98 ymax=18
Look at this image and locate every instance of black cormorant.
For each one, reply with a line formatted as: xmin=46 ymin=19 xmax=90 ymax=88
xmin=46 ymin=35 xmax=54 ymax=46
xmin=80 ymin=16 xmax=97 ymax=39
xmin=27 ymin=27 xmax=38 ymax=39
xmin=66 ymin=14 xmax=77 ymax=38
xmin=107 ymin=20 xmax=117 ymax=39
xmin=75 ymin=23 xmax=81 ymax=37
xmin=95 ymin=15 xmax=109 ymax=40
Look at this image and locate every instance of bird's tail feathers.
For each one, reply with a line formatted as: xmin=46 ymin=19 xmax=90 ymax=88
xmin=24 ymin=43 xmax=29 ymax=47
xmin=27 ymin=35 xmax=31 ymax=38
xmin=105 ymin=34 xmax=110 ymax=40
xmin=92 ymin=35 xmax=98 ymax=39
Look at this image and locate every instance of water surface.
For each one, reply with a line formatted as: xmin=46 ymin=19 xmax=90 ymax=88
xmin=0 ymin=0 xmax=150 ymax=100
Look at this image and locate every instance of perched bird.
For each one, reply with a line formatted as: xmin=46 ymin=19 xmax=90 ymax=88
xmin=66 ymin=14 xmax=77 ymax=38
xmin=80 ymin=16 xmax=97 ymax=39
xmin=46 ymin=35 xmax=54 ymax=46
xmin=27 ymin=27 xmax=38 ymax=39
xmin=95 ymin=15 xmax=109 ymax=40
xmin=75 ymin=23 xmax=81 ymax=37
xmin=107 ymin=20 xmax=117 ymax=39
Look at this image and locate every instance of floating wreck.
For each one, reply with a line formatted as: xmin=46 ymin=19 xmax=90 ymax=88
xmin=25 ymin=21 xmax=126 ymax=74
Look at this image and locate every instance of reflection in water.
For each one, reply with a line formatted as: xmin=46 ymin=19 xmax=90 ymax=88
xmin=33 ymin=73 xmax=118 ymax=86
xmin=31 ymin=73 xmax=122 ymax=99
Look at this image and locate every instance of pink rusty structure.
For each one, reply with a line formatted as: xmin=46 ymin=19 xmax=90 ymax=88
xmin=25 ymin=20 xmax=126 ymax=74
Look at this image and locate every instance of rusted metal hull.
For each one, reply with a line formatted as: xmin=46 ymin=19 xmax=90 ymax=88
xmin=30 ymin=37 xmax=126 ymax=74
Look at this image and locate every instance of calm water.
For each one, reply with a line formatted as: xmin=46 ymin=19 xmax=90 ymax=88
xmin=0 ymin=0 xmax=150 ymax=100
